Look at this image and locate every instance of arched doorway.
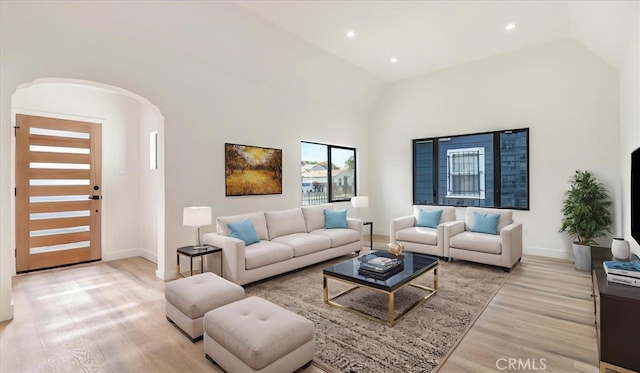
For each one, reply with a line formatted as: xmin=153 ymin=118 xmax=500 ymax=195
xmin=11 ymin=78 xmax=166 ymax=278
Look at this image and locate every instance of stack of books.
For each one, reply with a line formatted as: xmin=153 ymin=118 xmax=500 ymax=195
xmin=603 ymin=261 xmax=640 ymax=288
xmin=358 ymin=256 xmax=403 ymax=279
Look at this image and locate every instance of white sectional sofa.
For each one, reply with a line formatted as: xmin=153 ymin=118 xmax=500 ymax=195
xmin=448 ymin=207 xmax=522 ymax=271
xmin=390 ymin=206 xmax=523 ymax=271
xmin=203 ymin=205 xmax=363 ymax=285
xmin=389 ymin=205 xmax=458 ymax=258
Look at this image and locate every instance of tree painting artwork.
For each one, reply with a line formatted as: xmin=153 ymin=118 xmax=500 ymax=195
xmin=225 ymin=143 xmax=283 ymax=196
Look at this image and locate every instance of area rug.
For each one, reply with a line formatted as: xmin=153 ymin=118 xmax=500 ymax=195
xmin=244 ymin=254 xmax=513 ymax=373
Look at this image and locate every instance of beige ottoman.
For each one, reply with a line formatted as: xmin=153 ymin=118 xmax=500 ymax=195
xmin=204 ymin=296 xmax=315 ymax=373
xmin=165 ymin=272 xmax=245 ymax=342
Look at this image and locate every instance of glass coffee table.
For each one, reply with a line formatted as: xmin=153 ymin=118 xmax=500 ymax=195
xmin=322 ymin=251 xmax=438 ymax=326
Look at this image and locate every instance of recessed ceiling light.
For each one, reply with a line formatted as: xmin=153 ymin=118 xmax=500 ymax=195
xmin=505 ymin=23 xmax=516 ymax=31
xmin=390 ymin=57 xmax=398 ymax=63
xmin=346 ymin=30 xmax=356 ymax=38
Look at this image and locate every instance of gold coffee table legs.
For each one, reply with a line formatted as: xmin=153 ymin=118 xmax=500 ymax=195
xmin=323 ymin=267 xmax=438 ymax=326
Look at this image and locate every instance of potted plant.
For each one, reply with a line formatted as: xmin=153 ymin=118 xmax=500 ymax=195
xmin=559 ymin=170 xmax=613 ymax=271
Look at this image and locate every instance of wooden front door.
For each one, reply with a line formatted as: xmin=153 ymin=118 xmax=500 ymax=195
xmin=15 ymin=114 xmax=102 ymax=272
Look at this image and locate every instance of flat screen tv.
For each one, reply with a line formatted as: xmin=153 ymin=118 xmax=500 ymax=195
xmin=633 ymin=147 xmax=640 ymax=245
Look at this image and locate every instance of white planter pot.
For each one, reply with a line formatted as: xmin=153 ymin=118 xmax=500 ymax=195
xmin=572 ymin=243 xmax=592 ymax=271
xmin=611 ymin=238 xmax=631 ymax=260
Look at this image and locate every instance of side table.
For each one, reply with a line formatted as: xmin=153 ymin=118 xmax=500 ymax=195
xmin=176 ymin=245 xmax=223 ymax=278
xmin=363 ymin=221 xmax=373 ymax=248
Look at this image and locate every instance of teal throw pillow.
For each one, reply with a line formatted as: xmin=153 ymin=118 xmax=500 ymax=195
xmin=324 ymin=209 xmax=348 ymax=229
xmin=227 ymin=219 xmax=260 ymax=246
xmin=470 ymin=212 xmax=501 ymax=235
xmin=416 ymin=209 xmax=443 ymax=228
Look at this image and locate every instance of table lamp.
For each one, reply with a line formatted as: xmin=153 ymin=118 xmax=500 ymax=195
xmin=183 ymin=206 xmax=212 ymax=249
xmin=351 ymin=196 xmax=368 ymax=219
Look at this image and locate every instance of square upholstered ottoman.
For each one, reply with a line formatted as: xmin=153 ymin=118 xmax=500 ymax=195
xmin=204 ymin=296 xmax=315 ymax=373
xmin=165 ymin=272 xmax=245 ymax=342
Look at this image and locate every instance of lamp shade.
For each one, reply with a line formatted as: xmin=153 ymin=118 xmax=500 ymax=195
xmin=351 ymin=196 xmax=369 ymax=208
xmin=183 ymin=206 xmax=212 ymax=227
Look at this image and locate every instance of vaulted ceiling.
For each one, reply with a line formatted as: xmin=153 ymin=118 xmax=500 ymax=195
xmin=236 ymin=1 xmax=639 ymax=82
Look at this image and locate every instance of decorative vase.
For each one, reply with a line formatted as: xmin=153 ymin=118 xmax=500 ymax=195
xmin=386 ymin=242 xmax=404 ymax=256
xmin=611 ymin=238 xmax=631 ymax=260
xmin=572 ymin=242 xmax=592 ymax=271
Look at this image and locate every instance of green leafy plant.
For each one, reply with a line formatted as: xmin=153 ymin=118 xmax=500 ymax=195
xmin=559 ymin=170 xmax=613 ymax=245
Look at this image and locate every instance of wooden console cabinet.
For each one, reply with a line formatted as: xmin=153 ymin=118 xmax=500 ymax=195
xmin=591 ymin=246 xmax=640 ymax=373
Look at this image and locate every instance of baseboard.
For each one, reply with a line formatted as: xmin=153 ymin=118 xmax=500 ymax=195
xmin=156 ymin=269 xmax=177 ymax=281
xmin=0 ymin=303 xmax=14 ymax=322
xmin=523 ymin=246 xmax=572 ymax=260
xmin=102 ymin=248 xmax=157 ymax=263
xmin=137 ymin=250 xmax=157 ymax=264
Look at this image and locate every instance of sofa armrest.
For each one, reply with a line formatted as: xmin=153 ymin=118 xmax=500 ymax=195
xmin=389 ymin=215 xmax=415 ymax=243
xmin=347 ymin=218 xmax=363 ymax=233
xmin=500 ymin=222 xmax=523 ymax=268
xmin=347 ymin=218 xmax=364 ymax=248
xmin=203 ymin=233 xmax=245 ymax=284
xmin=439 ymin=220 xmax=463 ymax=257
xmin=444 ymin=220 xmax=465 ymax=237
xmin=443 ymin=220 xmax=466 ymax=258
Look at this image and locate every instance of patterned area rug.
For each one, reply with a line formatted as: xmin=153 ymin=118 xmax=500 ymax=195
xmin=244 ymin=253 xmax=512 ymax=373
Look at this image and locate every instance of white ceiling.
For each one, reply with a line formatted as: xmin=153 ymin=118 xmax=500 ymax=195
xmin=236 ymin=1 xmax=639 ymax=82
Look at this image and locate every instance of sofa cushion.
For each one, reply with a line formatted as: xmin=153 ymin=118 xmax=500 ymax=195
xmin=272 ymin=233 xmax=331 ymax=257
xmin=470 ymin=212 xmax=500 ymax=235
xmin=450 ymin=231 xmax=502 ymax=254
xmin=324 ymin=209 xmax=348 ymax=229
xmin=310 ymin=228 xmax=360 ymax=247
xmin=302 ymin=204 xmax=334 ymax=232
xmin=245 ymin=241 xmax=294 ymax=270
xmin=396 ymin=227 xmax=438 ymax=246
xmin=416 ymin=209 xmax=443 ymax=228
xmin=217 ymin=212 xmax=269 ymax=241
xmin=265 ymin=208 xmax=307 ymax=240
xmin=465 ymin=207 xmax=513 ymax=232
xmin=227 ymin=219 xmax=260 ymax=246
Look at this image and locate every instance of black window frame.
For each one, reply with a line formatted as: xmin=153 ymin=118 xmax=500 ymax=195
xmin=412 ymin=128 xmax=530 ymax=210
xmin=301 ymin=141 xmax=357 ymax=203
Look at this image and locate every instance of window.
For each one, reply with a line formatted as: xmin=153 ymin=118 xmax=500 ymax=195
xmin=446 ymin=147 xmax=485 ymax=199
xmin=301 ymin=141 xmax=356 ymax=206
xmin=413 ymin=128 xmax=529 ymax=210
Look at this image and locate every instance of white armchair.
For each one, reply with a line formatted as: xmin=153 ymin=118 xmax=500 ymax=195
xmin=390 ymin=205 xmax=458 ymax=258
xmin=447 ymin=207 xmax=522 ymax=271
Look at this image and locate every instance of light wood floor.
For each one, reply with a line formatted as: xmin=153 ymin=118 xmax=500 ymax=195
xmin=0 ymin=256 xmax=323 ymax=373
xmin=1 ymin=235 xmax=600 ymax=373
xmin=439 ymin=255 xmax=599 ymax=372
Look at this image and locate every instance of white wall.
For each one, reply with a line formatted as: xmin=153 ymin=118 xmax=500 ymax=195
xmin=568 ymin=1 xmax=639 ymax=70
xmin=369 ymin=39 xmax=620 ymax=259
xmin=620 ymin=23 xmax=640 ymax=257
xmin=0 ymin=1 xmax=382 ymax=319
xmin=139 ymin=104 xmax=161 ymax=262
xmin=12 ymin=83 xmax=147 ymax=261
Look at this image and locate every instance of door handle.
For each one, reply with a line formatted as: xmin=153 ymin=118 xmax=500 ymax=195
xmin=89 ymin=195 xmax=101 ymax=200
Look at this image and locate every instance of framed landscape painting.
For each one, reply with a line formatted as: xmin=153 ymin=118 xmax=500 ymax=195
xmin=225 ymin=143 xmax=283 ymax=196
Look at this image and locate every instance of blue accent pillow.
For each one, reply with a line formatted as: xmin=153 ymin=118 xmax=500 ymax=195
xmin=324 ymin=209 xmax=348 ymax=229
xmin=470 ymin=212 xmax=501 ymax=235
xmin=416 ymin=209 xmax=443 ymax=228
xmin=227 ymin=219 xmax=260 ymax=246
